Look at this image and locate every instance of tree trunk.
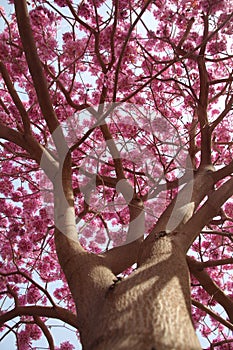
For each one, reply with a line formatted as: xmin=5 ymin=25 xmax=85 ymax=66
xmin=53 ymin=159 xmax=204 ymax=350
xmin=72 ymin=235 xmax=201 ymax=350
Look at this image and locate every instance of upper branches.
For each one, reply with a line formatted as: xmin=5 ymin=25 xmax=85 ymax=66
xmin=14 ymin=0 xmax=60 ymax=139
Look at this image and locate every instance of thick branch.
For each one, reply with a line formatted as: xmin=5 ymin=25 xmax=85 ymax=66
xmin=0 ymin=123 xmax=27 ymax=149
xmin=209 ymin=77 xmax=233 ymax=85
xmin=212 ymin=159 xmax=233 ymax=182
xmin=188 ymin=257 xmax=233 ymax=323
xmin=177 ymin=17 xmax=195 ymax=49
xmin=102 ymin=237 xmax=143 ymax=275
xmin=14 ymin=0 xmax=59 ymax=136
xmin=0 ymin=305 xmax=78 ymax=329
xmin=148 ymin=169 xmax=215 ymax=241
xmin=102 ymin=194 xmax=145 ymax=274
xmin=197 ymin=16 xmax=211 ymax=168
xmin=198 ymin=258 xmax=233 ymax=269
xmin=54 ymin=152 xmax=84 ymax=242
xmin=108 ymin=0 xmax=118 ymax=69
xmin=0 ymin=123 xmax=59 ymax=182
xmin=180 ymin=175 xmax=233 ymax=251
xmin=199 ymin=14 xmax=209 ymax=57
xmin=100 ymin=123 xmax=125 ymax=180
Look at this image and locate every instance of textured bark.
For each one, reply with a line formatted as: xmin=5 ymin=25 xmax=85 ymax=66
xmin=57 ymin=234 xmax=201 ymax=350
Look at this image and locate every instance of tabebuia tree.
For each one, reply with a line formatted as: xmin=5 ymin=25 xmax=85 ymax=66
xmin=0 ymin=0 xmax=233 ymax=349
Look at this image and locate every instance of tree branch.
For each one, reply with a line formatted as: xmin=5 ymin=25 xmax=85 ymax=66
xmin=210 ymin=94 xmax=233 ymax=132
xmin=1 ymin=270 xmax=56 ymax=308
xmin=0 ymin=305 xmax=78 ymax=329
xmin=0 ymin=122 xmax=59 ymax=182
xmin=198 ymin=258 xmax=233 ymax=269
xmin=99 ymin=123 xmax=126 ymax=180
xmin=0 ymin=61 xmax=31 ymax=133
xmin=43 ymin=64 xmax=90 ymax=111
xmin=181 ymin=175 xmax=233 ymax=251
xmin=188 ymin=257 xmax=233 ymax=323
xmin=147 ymin=169 xmax=215 ymax=241
xmin=14 ymin=0 xmax=60 ymax=136
xmin=113 ymin=0 xmax=153 ymax=102
xmin=212 ymin=159 xmax=233 ymax=182
xmin=65 ymin=0 xmax=95 ymax=34
xmin=192 ymin=298 xmax=233 ymax=331
xmin=197 ymin=15 xmax=212 ymax=168
xmin=34 ymin=316 xmax=55 ymax=350
xmin=177 ymin=17 xmax=195 ymax=50
xmin=0 ymin=123 xmax=27 ymax=149
xmin=101 ymin=237 xmax=143 ymax=275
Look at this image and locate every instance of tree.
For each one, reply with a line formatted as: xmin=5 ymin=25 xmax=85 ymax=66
xmin=0 ymin=0 xmax=233 ymax=349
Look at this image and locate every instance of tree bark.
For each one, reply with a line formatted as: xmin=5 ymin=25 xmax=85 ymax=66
xmin=63 ymin=235 xmax=201 ymax=350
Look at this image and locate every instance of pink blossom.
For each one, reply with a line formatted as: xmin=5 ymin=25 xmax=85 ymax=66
xmin=201 ymin=0 xmax=225 ymax=13
xmin=18 ymin=330 xmax=30 ymax=350
xmin=59 ymin=341 xmax=75 ymax=350
xmin=54 ymin=0 xmax=68 ymax=7
xmin=18 ymin=238 xmax=33 ymax=253
xmin=26 ymin=324 xmax=42 ymax=340
xmin=26 ymin=285 xmax=41 ymax=304
xmin=208 ymin=41 xmax=227 ymax=55
xmin=78 ymin=3 xmax=91 ymax=19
